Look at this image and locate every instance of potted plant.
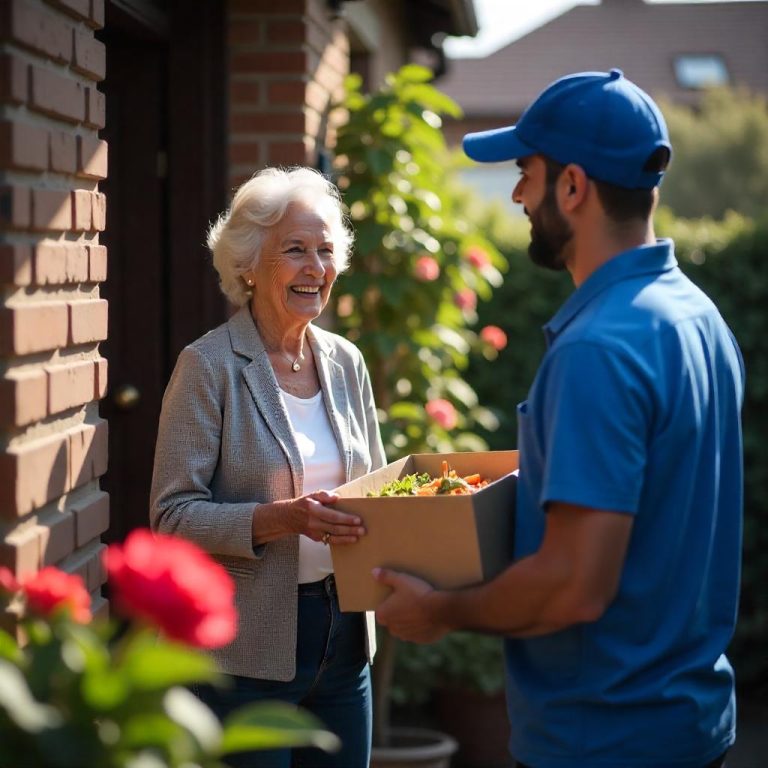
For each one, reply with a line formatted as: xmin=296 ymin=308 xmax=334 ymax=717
xmin=332 ymin=65 xmax=506 ymax=766
xmin=393 ymin=634 xmax=511 ymax=768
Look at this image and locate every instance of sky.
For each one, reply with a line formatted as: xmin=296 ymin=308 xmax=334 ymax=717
xmin=444 ymin=0 xmax=764 ymax=58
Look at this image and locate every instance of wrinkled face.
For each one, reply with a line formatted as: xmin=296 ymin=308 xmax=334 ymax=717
xmin=246 ymin=201 xmax=338 ymax=326
xmin=513 ymin=156 xmax=573 ymax=272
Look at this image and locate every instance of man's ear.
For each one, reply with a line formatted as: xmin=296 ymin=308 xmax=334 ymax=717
xmin=559 ymin=164 xmax=589 ymax=212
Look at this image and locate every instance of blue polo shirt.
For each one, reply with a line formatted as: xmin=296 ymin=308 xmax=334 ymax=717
xmin=507 ymin=240 xmax=744 ymax=767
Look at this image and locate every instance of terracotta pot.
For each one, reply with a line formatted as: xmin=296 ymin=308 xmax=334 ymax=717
xmin=434 ymin=687 xmax=513 ymax=768
xmin=371 ymin=726 xmax=459 ymax=768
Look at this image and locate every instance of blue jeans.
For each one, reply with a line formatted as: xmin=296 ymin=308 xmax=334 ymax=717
xmin=192 ymin=575 xmax=371 ymax=768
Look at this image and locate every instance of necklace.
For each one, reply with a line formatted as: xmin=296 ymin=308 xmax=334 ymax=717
xmin=287 ymin=351 xmax=304 ymax=372
xmin=277 ymin=348 xmax=304 ymax=372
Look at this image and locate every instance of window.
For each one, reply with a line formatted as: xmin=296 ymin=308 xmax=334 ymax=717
xmin=674 ymin=55 xmax=729 ymax=89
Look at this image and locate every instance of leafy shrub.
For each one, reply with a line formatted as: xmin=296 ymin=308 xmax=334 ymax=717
xmin=658 ymin=87 xmax=768 ymax=219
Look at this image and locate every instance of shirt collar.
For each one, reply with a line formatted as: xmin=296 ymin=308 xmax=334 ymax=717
xmin=543 ymin=238 xmax=677 ymax=344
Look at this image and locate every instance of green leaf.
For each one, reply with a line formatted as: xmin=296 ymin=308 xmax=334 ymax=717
xmin=81 ymin=667 xmax=130 ymax=710
xmin=0 ymin=628 xmax=22 ymax=664
xmin=122 ymin=641 xmax=220 ymax=691
xmin=221 ymin=702 xmax=340 ymax=754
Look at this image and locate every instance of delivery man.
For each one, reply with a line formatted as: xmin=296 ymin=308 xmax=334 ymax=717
xmin=374 ymin=69 xmax=744 ymax=768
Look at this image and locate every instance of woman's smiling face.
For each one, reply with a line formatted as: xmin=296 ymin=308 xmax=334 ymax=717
xmin=246 ymin=200 xmax=338 ymax=327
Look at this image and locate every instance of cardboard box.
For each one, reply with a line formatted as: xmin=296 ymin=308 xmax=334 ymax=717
xmin=330 ymin=450 xmax=518 ymax=611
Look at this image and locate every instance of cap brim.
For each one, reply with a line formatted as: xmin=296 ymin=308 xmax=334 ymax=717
xmin=462 ymin=125 xmax=535 ymax=163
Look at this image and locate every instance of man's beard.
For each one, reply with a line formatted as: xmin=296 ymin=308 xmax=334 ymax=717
xmin=527 ymin=183 xmax=573 ymax=272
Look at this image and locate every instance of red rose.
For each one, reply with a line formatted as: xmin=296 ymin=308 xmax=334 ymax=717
xmin=414 ymin=255 xmax=440 ymax=282
xmin=425 ymin=398 xmax=458 ymax=430
xmin=22 ymin=567 xmax=92 ymax=624
xmin=104 ymin=529 xmax=237 ymax=649
xmin=454 ymin=288 xmax=477 ymax=311
xmin=464 ymin=246 xmax=490 ymax=269
xmin=480 ymin=325 xmax=508 ymax=351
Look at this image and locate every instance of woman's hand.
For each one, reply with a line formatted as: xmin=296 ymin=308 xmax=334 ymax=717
xmin=251 ymin=491 xmax=366 ymax=546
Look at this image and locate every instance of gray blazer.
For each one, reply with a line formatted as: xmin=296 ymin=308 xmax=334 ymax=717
xmin=149 ymin=306 xmax=386 ymax=680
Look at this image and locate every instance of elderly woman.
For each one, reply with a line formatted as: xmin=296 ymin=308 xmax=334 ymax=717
xmin=149 ymin=167 xmax=385 ymax=767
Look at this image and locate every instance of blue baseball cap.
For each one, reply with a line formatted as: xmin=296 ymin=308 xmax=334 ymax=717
xmin=462 ymin=69 xmax=671 ymax=189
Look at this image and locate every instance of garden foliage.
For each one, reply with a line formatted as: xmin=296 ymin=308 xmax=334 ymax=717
xmin=332 ymin=65 xmax=507 ymax=459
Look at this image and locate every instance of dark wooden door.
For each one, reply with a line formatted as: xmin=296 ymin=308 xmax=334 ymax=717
xmin=98 ymin=2 xmax=226 ymax=542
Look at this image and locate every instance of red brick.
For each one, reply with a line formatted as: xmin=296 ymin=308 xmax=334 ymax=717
xmin=70 ymin=489 xmax=109 ymax=546
xmin=68 ymin=298 xmax=107 ymax=344
xmin=46 ymin=0 xmax=90 ymax=22
xmin=72 ymin=27 xmax=105 ymax=81
xmin=35 ymin=241 xmax=68 ymax=283
xmin=87 ymin=243 xmax=106 ymax=281
xmin=231 ymin=50 xmax=307 ymax=75
xmin=0 ymin=243 xmax=33 ymax=286
xmin=0 ymin=302 xmax=69 ymax=355
xmin=72 ymin=188 xmax=91 ymax=230
xmin=89 ymin=0 xmax=104 ymax=30
xmin=49 ymin=130 xmax=78 ymax=173
xmin=0 ymin=433 xmax=70 ymax=518
xmin=0 ymin=185 xmax=31 ymax=229
xmin=0 ymin=527 xmax=41 ymax=579
xmin=46 ymin=359 xmax=95 ymax=413
xmin=0 ymin=120 xmax=48 ymax=171
xmin=305 ymin=79 xmax=330 ymax=114
xmin=87 ymin=543 xmax=106 ymax=590
xmin=76 ymin=134 xmax=107 ymax=179
xmin=30 ymin=65 xmax=85 ymax=123
xmin=5 ymin=0 xmax=72 ymax=63
xmin=229 ymin=141 xmax=261 ymax=165
xmin=39 ymin=510 xmax=76 ymax=565
xmin=94 ymin=356 xmax=107 ymax=398
xmin=91 ymin=191 xmax=105 ymax=231
xmin=230 ymin=111 xmax=306 ymax=134
xmin=230 ymin=80 xmax=262 ymax=104
xmin=228 ymin=20 xmax=263 ymax=46
xmin=32 ymin=187 xmax=72 ymax=231
xmin=68 ymin=419 xmax=108 ymax=489
xmin=0 ymin=52 xmax=28 ymax=105
xmin=267 ymin=79 xmax=309 ymax=105
xmin=265 ymin=140 xmax=308 ymax=165
xmin=0 ymin=369 xmax=48 ymax=427
xmin=84 ymin=85 xmax=104 ymax=128
xmin=264 ymin=19 xmax=306 ymax=44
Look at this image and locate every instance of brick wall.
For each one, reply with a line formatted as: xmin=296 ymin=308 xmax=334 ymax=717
xmin=0 ymin=0 xmax=109 ymax=626
xmin=228 ymin=0 xmax=350 ymax=187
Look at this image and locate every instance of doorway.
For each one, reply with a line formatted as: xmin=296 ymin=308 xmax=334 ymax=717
xmin=97 ymin=0 xmax=227 ymax=542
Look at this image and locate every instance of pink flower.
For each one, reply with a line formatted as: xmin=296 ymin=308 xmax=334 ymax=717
xmin=425 ymin=398 xmax=458 ymax=431
xmin=480 ymin=325 xmax=508 ymax=351
xmin=104 ymin=529 xmax=237 ymax=649
xmin=22 ymin=567 xmax=92 ymax=624
xmin=0 ymin=567 xmax=19 ymax=594
xmin=414 ymin=255 xmax=440 ymax=282
xmin=454 ymin=288 xmax=477 ymax=311
xmin=464 ymin=246 xmax=490 ymax=269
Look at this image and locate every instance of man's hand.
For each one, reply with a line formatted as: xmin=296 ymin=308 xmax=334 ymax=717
xmin=373 ymin=568 xmax=449 ymax=643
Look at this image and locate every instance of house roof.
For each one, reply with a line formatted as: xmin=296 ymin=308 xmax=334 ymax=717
xmin=437 ymin=0 xmax=768 ymax=118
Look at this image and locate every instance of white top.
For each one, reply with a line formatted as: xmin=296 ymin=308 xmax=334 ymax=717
xmin=280 ymin=388 xmax=345 ymax=583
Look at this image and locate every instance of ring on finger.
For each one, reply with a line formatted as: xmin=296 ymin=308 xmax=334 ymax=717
xmin=322 ymin=532 xmax=331 ymax=545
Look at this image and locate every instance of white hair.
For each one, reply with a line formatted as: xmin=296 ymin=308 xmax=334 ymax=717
xmin=207 ymin=167 xmax=354 ymax=306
